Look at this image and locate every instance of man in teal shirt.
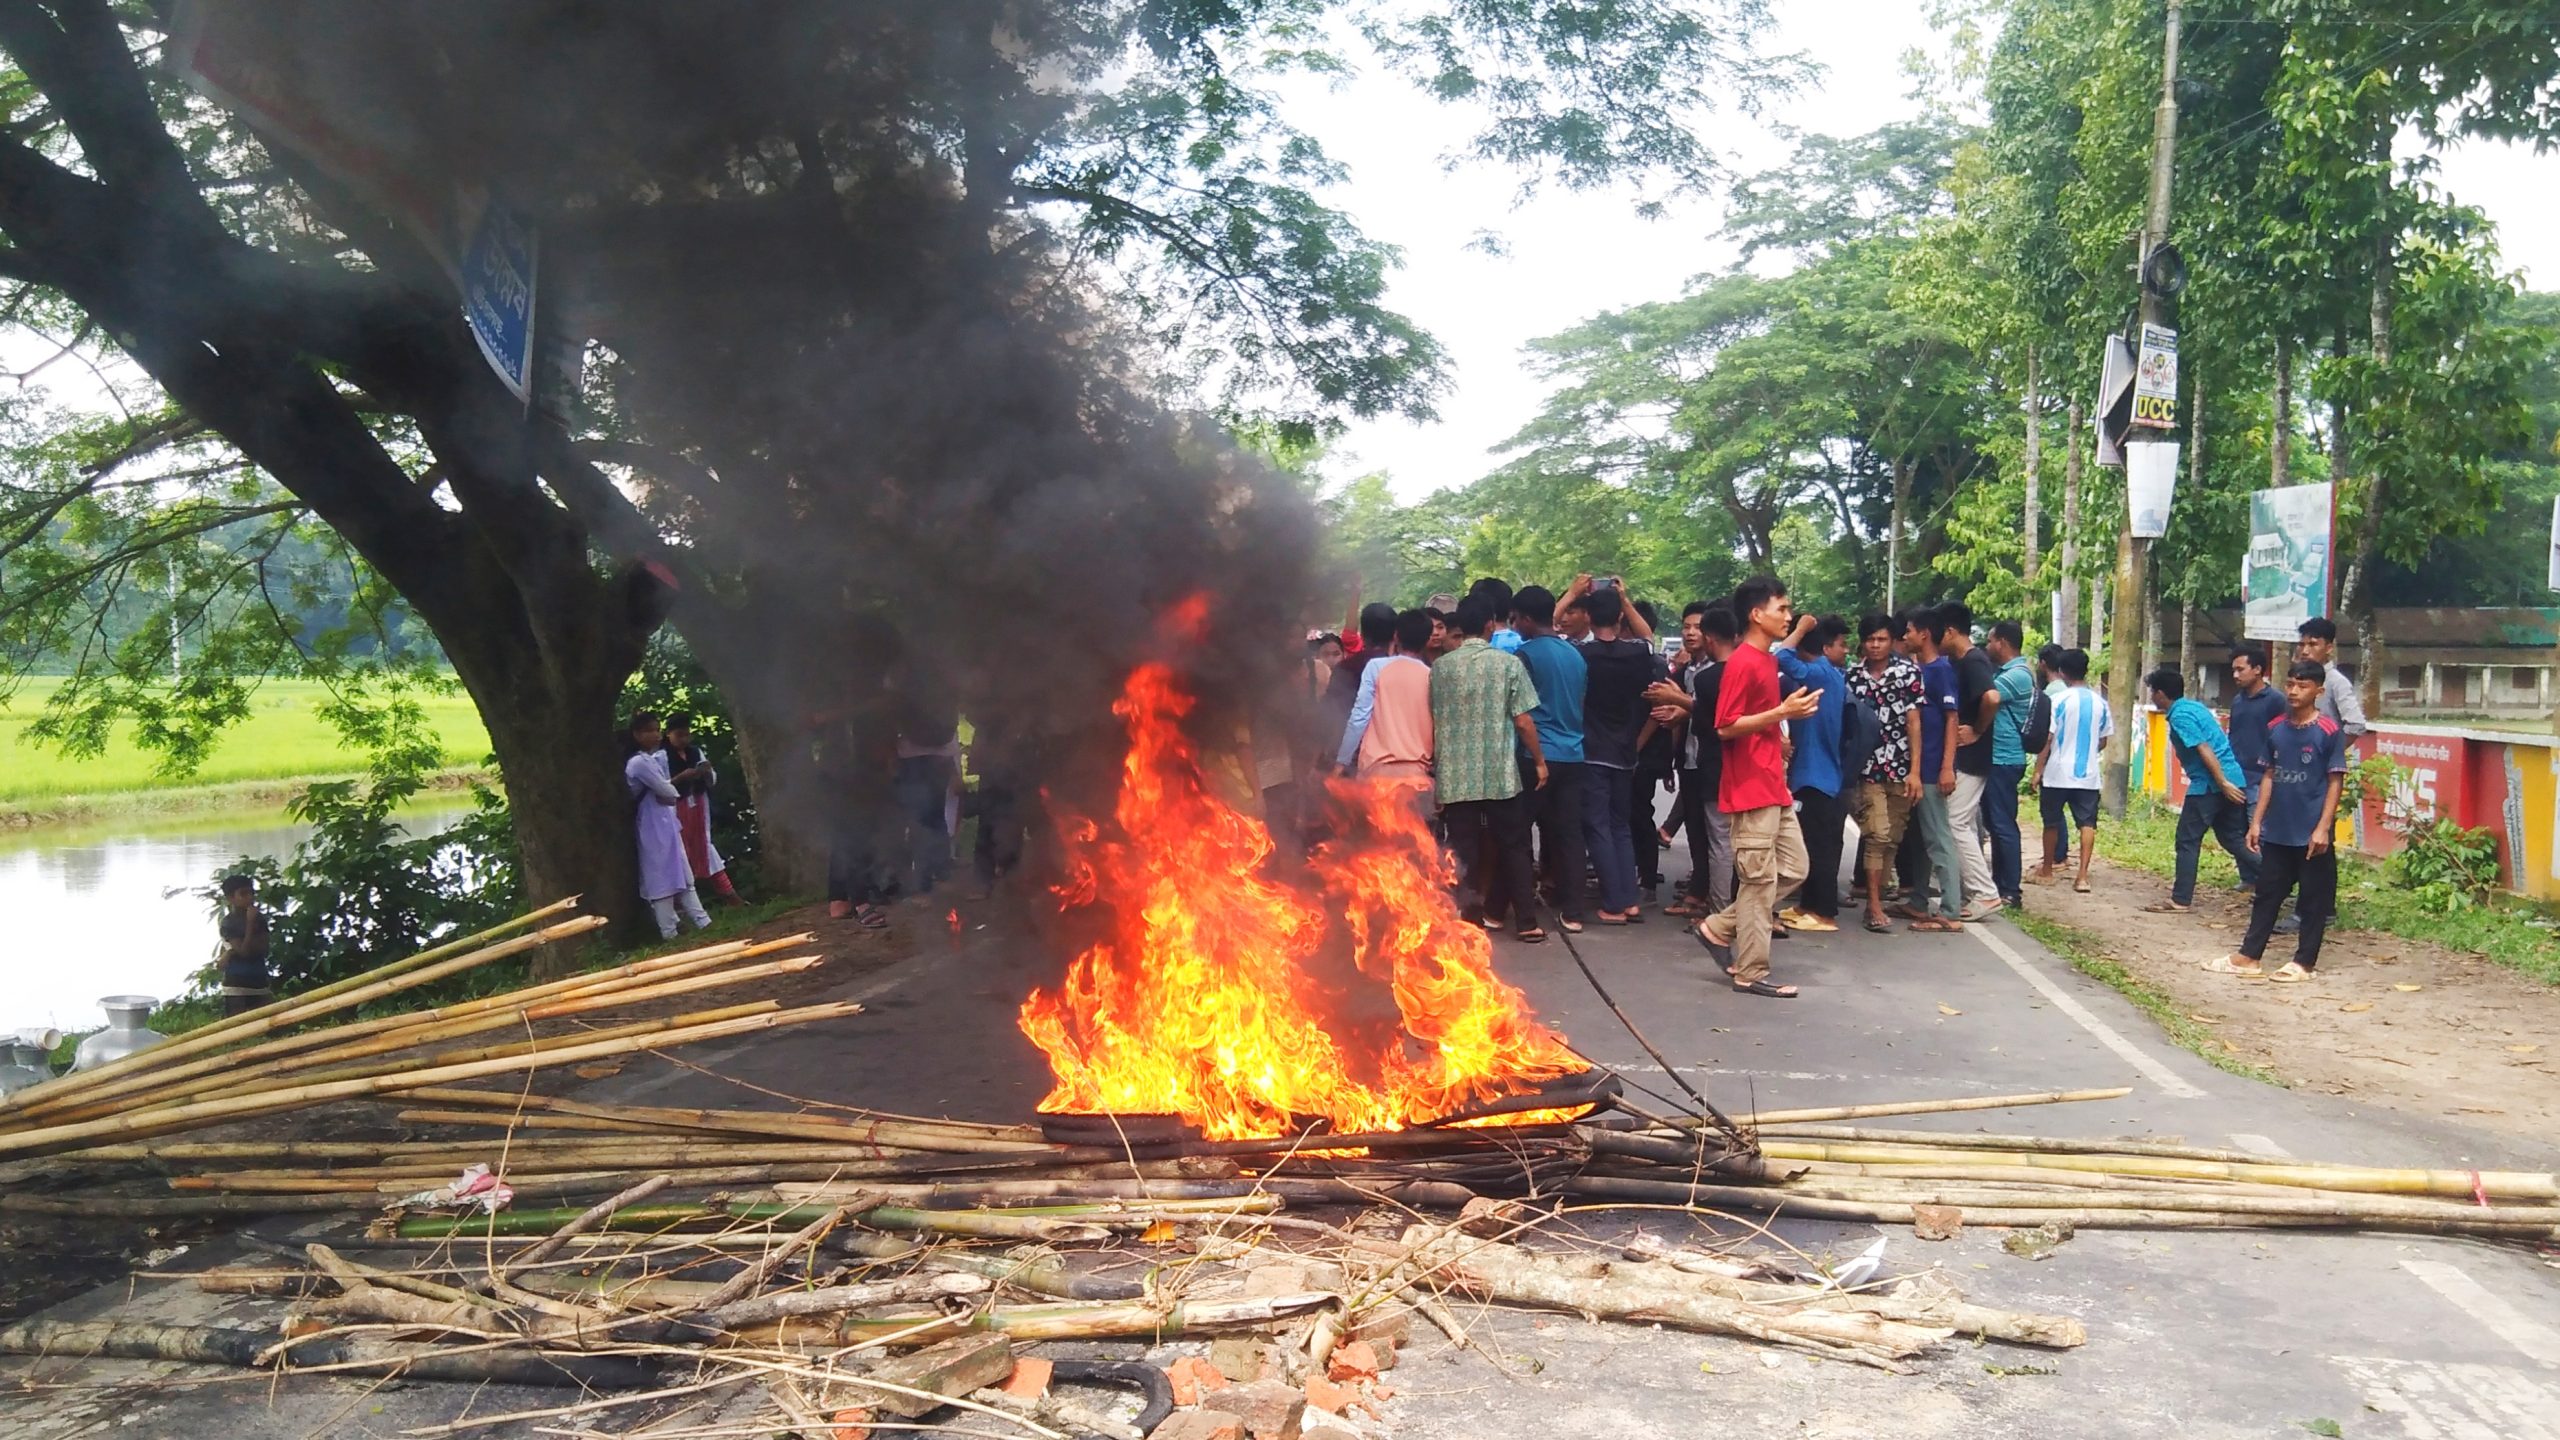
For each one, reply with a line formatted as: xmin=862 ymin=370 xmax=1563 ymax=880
xmin=2146 ymin=665 xmax=2260 ymax=910
xmin=1984 ymin=621 xmax=2037 ymax=909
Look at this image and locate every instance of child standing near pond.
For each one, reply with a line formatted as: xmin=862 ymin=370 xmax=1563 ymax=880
xmin=626 ymin=711 xmax=712 ymax=939
xmin=215 ymin=874 xmax=271 ymax=1017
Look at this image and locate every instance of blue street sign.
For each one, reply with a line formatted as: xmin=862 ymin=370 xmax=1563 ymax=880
xmin=461 ymin=202 xmax=537 ymax=401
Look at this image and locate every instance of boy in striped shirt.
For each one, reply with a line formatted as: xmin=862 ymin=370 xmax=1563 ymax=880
xmin=2029 ymin=648 xmax=2110 ymax=894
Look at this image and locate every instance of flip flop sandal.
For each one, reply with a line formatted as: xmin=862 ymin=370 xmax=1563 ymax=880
xmin=1597 ymin=914 xmax=1629 ymax=926
xmin=1662 ymin=900 xmax=1701 ymax=917
xmin=1732 ymin=980 xmax=1798 ymax=998
xmin=1515 ymin=927 xmax=1548 ymax=944
xmin=1910 ymin=918 xmax=1962 ymax=933
xmin=2141 ymin=901 xmax=2191 ymax=913
xmin=1864 ymin=918 xmax=1894 ymax=934
xmin=2074 ymin=880 xmax=2093 ymax=894
xmin=1558 ymin=918 xmax=1585 ymax=934
xmin=2198 ymin=954 xmax=2262 ymax=977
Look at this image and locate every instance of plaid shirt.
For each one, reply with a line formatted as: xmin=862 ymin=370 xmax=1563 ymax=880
xmin=1846 ymin=655 xmax=1923 ymax=784
xmin=1429 ymin=639 xmax=1539 ymax=805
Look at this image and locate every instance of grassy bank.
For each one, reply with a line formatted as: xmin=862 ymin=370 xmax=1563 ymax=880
xmin=2094 ymin=794 xmax=2560 ymax=987
xmin=0 ymin=678 xmax=491 ymax=820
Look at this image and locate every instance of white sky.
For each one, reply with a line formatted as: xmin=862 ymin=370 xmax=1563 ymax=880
xmin=1296 ymin=3 xmax=2559 ymax=503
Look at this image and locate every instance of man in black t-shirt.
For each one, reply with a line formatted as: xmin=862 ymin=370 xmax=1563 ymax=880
xmin=1578 ymin=588 xmax=1667 ymax=922
xmin=1939 ymin=603 xmax=2001 ymax=922
xmin=1651 ymin=603 xmax=1736 ymax=916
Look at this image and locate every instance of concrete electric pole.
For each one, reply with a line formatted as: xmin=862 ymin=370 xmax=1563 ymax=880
xmin=2102 ymin=0 xmax=2182 ymax=817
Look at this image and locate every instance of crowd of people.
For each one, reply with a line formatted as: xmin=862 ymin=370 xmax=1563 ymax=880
xmin=1306 ymin=575 xmax=2367 ymax=1000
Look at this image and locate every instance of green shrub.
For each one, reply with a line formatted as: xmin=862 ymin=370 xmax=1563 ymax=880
xmin=2386 ymin=816 xmax=2503 ymax=914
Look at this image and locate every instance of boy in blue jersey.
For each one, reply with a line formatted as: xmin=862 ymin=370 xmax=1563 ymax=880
xmin=2030 ymin=648 xmax=2109 ymax=893
xmin=2206 ymin=661 xmax=2348 ymax=982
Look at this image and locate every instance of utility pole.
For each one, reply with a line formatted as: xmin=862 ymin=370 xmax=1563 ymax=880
xmin=2102 ymin=0 xmax=2181 ymax=818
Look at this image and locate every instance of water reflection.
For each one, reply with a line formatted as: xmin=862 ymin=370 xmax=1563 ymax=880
xmin=0 ymin=800 xmax=471 ymax=1033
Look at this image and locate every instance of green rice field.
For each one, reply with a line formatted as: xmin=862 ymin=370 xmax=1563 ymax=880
xmin=0 ymin=677 xmax=491 ymax=808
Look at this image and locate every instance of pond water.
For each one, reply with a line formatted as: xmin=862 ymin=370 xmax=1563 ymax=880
xmin=0 ymin=798 xmax=473 ymax=1034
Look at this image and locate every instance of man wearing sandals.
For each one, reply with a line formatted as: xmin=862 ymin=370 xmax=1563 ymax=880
xmin=2204 ymin=661 xmax=2346 ymax=983
xmin=2149 ymin=666 xmax=2261 ymax=912
xmin=1846 ymin=613 xmax=1924 ymax=935
xmin=1690 ymin=577 xmax=1822 ymax=998
xmin=2029 ymin=648 xmax=2108 ymax=894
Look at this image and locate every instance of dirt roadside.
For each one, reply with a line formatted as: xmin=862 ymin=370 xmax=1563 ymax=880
xmin=2024 ymin=857 xmax=2560 ymax=1145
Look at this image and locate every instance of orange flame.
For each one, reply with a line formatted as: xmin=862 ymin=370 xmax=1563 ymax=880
xmin=1017 ymin=661 xmax=1581 ymax=1140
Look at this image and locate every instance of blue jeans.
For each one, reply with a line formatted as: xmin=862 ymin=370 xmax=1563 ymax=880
xmin=2173 ymin=785 xmax=2260 ymax=904
xmin=1582 ymin=763 xmax=1639 ymax=914
xmin=1985 ymin=763 xmax=2026 ymax=903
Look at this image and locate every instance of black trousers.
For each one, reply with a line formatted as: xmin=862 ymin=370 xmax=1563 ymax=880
xmin=1447 ymin=794 xmax=1541 ymax=935
xmin=1895 ymin=815 xmax=1925 ymax=893
xmin=1677 ymin=768 xmax=1714 ymax=899
xmin=1794 ymin=786 xmax=1846 ymax=918
xmin=2240 ymin=841 xmax=2337 ymax=968
xmin=1631 ymin=767 xmax=1671 ymax=888
xmin=1496 ymin=758 xmax=1587 ymax=924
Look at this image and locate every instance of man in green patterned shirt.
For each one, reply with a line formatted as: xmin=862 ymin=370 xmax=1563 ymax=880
xmin=1432 ymin=594 xmax=1550 ymax=941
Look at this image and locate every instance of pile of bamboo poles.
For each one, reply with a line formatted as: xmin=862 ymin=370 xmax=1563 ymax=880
xmin=0 ymin=899 xmax=858 ymax=1171
xmin=1567 ymin=1089 xmax=2560 ymax=1241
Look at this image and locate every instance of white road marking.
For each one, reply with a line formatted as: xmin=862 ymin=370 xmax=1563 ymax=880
xmin=1968 ymin=922 xmax=2206 ymax=1098
xmin=2401 ymin=1260 xmax=2560 ymax=1367
xmin=2334 ymin=1356 xmax=2560 ymax=1440
xmin=2227 ymin=1132 xmax=2292 ymax=1158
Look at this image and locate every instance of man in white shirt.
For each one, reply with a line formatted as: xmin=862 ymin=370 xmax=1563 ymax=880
xmin=2030 ymin=647 xmax=2111 ymax=894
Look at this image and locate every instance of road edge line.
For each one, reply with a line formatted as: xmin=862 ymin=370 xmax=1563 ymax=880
xmin=1969 ymin=922 xmax=2207 ymax=1098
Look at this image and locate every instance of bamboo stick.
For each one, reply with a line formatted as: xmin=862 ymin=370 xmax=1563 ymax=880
xmin=395 ymin=1108 xmax=680 ymax=1136
xmin=16 ymin=940 xmax=806 ymax=1124
xmin=395 ymin=1087 xmax=1049 ymax=1151
xmin=1749 ymin=1176 xmax=2560 ymax=1225
xmin=1753 ymin=1140 xmax=2558 ymax=1201
xmin=1618 ymin=1236 xmax=2085 ymax=1348
xmin=1750 ymin=1124 xmax=2279 ymax=1164
xmin=1562 ymin=1176 xmax=2560 ymax=1237
xmin=737 ymin=1292 xmax=1340 ymax=1349
xmin=0 ymin=1003 xmax=864 ymax=1159
xmin=0 ymin=912 xmax=604 ymax=1119
xmin=179 ymin=999 xmax=787 ymax=1104
xmin=1719 ymin=1089 xmax=2133 ymax=1128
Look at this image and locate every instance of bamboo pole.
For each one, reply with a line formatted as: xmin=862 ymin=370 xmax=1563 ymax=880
xmin=1562 ymin=1176 xmax=2560 ymax=1238
xmin=0 ymin=1003 xmax=864 ymax=1159
xmin=12 ymin=937 xmax=805 ymax=1124
xmin=1753 ymin=1140 xmax=2558 ymax=1201
xmin=1721 ymin=1089 xmax=2133 ymax=1128
xmin=1755 ymin=1176 xmax=2560 ymax=1224
xmin=393 ymin=1088 xmax=1051 ymax=1152
xmin=1753 ymin=1124 xmax=2276 ymax=1164
xmin=0 ymin=913 xmax=609 ymax=1121
xmin=738 ymin=1292 xmax=1340 ymax=1349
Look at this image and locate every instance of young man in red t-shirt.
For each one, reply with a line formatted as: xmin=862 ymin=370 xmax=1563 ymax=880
xmin=1691 ymin=576 xmax=1821 ymax=997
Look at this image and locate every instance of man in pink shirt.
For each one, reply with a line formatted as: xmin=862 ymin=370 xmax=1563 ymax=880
xmin=1333 ymin=609 xmax=1437 ymax=808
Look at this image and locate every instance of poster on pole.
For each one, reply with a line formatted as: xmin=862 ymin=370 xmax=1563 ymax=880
xmin=2546 ymin=495 xmax=2560 ymax=591
xmin=459 ymin=194 xmax=538 ymax=403
xmin=2243 ymin=482 xmax=2335 ymax=641
xmin=2132 ymin=324 xmax=2177 ymax=430
xmin=2127 ymin=440 xmax=2178 ymax=538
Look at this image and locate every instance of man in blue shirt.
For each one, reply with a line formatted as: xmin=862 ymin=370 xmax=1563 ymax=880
xmin=2208 ymin=661 xmax=2349 ymax=982
xmin=1900 ymin=608 xmax=1966 ymax=928
xmin=1773 ymin=614 xmax=1848 ymax=930
xmin=2146 ymin=666 xmax=2261 ymax=910
xmin=1501 ymin=585 xmax=1589 ymax=930
xmin=1984 ymin=621 xmax=2037 ymax=910
xmin=2225 ymin=649 xmax=2285 ymax=810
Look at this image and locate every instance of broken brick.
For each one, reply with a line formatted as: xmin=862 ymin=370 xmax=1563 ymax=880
xmin=997 ymin=1355 xmax=1052 ymax=1399
xmin=1200 ymin=1378 xmax=1306 ymax=1440
xmin=1151 ymin=1413 xmax=1246 ymax=1440
xmin=1913 ymin=1204 xmax=1964 ymax=1242
xmin=1211 ymin=1333 xmax=1276 ymax=1382
xmin=1167 ymin=1354 xmax=1231 ymax=1406
xmin=1324 ymin=1340 xmax=1381 ymax=1383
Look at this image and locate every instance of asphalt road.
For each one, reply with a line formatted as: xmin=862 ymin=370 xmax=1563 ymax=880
xmin=5 ymin=884 xmax=2556 ymax=1439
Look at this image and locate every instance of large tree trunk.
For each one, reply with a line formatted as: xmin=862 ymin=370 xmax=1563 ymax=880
xmin=2060 ymin=401 xmax=2083 ymax=644
xmin=1886 ymin=458 xmax=1912 ymax=612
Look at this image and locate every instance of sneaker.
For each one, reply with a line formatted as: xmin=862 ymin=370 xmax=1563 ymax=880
xmin=2199 ymin=954 xmax=2263 ymax=977
xmin=1960 ymin=900 xmax=2004 ymax=924
xmin=2266 ymin=961 xmax=2313 ymax=984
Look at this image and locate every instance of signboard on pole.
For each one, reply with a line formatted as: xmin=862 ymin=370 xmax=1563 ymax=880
xmin=460 ymin=196 xmax=538 ymax=403
xmin=2243 ymin=482 xmax=2335 ymax=641
xmin=2095 ymin=334 xmax=2136 ymax=467
xmin=2127 ymin=441 xmax=2178 ymax=538
xmin=2547 ymin=494 xmax=2560 ymax=591
xmin=2133 ymin=324 xmax=2178 ymax=430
